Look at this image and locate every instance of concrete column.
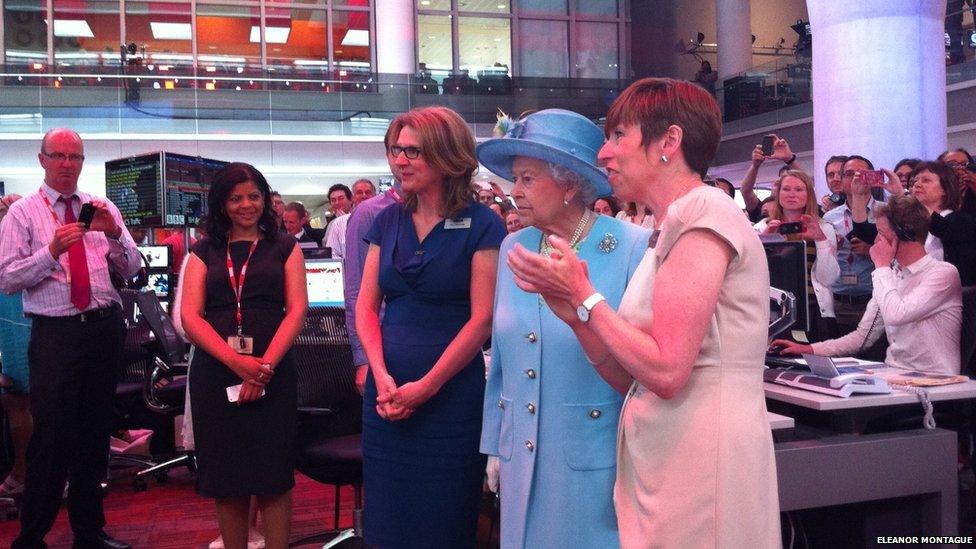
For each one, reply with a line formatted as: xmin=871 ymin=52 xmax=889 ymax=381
xmin=375 ymin=0 xmax=416 ymax=75
xmin=716 ymin=0 xmax=752 ymax=81
xmin=808 ymin=0 xmax=947 ymax=195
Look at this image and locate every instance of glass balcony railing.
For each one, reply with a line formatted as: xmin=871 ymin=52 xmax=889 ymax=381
xmin=0 ymin=64 xmax=628 ymax=138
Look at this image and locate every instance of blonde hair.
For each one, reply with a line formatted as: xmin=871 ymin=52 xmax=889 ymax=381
xmin=386 ymin=106 xmax=477 ymax=218
xmin=770 ymin=170 xmax=819 ymax=221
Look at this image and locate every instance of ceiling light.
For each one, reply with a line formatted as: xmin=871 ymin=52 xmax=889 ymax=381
xmin=52 ymin=20 xmax=94 ymax=38
xmin=150 ymin=22 xmax=191 ymax=40
xmin=250 ymin=26 xmax=290 ymax=44
xmin=341 ymin=29 xmax=369 ymax=47
xmin=497 ymin=4 xmax=506 ymax=9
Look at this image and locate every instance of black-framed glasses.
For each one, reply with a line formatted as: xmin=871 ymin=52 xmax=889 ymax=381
xmin=42 ymin=151 xmax=85 ymax=163
xmin=390 ymin=146 xmax=421 ymax=160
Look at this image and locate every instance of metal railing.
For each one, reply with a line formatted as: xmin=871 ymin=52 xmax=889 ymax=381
xmin=0 ymin=64 xmax=627 ymax=137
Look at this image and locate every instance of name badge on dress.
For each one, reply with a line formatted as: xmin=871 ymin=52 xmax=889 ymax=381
xmin=841 ymin=275 xmax=858 ymax=286
xmin=444 ymin=218 xmax=472 ymax=229
xmin=228 ymin=335 xmax=254 ymax=354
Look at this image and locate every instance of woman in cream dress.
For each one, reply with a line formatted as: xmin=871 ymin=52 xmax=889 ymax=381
xmin=508 ymin=77 xmax=781 ymax=548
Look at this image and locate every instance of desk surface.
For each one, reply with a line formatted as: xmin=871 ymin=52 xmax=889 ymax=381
xmin=767 ymin=411 xmax=794 ymax=430
xmin=765 ymin=377 xmax=976 ymax=411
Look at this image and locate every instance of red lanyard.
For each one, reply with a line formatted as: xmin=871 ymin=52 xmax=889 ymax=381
xmin=39 ymin=188 xmax=75 ymax=284
xmin=39 ymin=187 xmax=70 ymax=226
xmin=226 ymin=239 xmax=259 ymax=336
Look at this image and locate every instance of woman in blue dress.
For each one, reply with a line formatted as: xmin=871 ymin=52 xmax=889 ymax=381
xmin=477 ymin=109 xmax=649 ymax=548
xmin=356 ymin=106 xmax=506 ymax=548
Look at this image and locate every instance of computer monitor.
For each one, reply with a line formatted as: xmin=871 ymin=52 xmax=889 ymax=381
xmin=763 ymin=240 xmax=809 ymax=333
xmin=147 ymin=273 xmax=171 ymax=299
xmin=305 ymin=258 xmax=344 ymax=307
xmin=138 ymin=244 xmax=171 ymax=270
xmin=301 ymin=243 xmax=332 ymax=259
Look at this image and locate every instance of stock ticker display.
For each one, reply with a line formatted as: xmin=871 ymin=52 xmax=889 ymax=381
xmin=105 ymin=153 xmax=165 ymax=227
xmin=105 ymin=152 xmax=227 ymax=227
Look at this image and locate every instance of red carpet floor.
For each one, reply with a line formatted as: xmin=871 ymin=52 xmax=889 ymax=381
xmin=0 ymin=467 xmax=501 ymax=548
xmin=0 ymin=469 xmax=358 ymax=548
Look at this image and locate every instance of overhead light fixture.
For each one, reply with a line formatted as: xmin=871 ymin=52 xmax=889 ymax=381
xmin=198 ymin=54 xmax=247 ymax=63
xmin=52 ymin=20 xmax=94 ymax=38
xmin=150 ymin=22 xmax=191 ymax=40
xmin=341 ymin=29 xmax=369 ymax=47
xmin=250 ymin=26 xmax=290 ymax=44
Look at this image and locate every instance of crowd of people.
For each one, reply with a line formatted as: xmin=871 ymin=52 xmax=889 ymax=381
xmin=0 ymin=74 xmax=974 ymax=549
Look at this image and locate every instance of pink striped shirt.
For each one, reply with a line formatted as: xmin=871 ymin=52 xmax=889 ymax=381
xmin=0 ymin=184 xmax=141 ymax=316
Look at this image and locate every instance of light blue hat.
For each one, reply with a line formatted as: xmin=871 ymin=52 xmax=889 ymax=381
xmin=476 ymin=109 xmax=611 ymax=198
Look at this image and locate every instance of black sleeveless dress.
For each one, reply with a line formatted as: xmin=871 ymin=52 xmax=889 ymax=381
xmin=188 ymin=236 xmax=298 ymax=498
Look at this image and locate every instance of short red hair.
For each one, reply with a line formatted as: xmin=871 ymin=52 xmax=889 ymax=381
xmin=604 ymin=78 xmax=722 ymax=178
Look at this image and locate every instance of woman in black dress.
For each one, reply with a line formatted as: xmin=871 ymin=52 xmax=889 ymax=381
xmin=181 ymin=163 xmax=307 ymax=549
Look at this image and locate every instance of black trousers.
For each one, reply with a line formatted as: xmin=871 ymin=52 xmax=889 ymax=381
xmin=12 ymin=308 xmax=125 ymax=548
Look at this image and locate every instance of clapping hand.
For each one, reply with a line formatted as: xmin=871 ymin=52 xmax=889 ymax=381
xmin=508 ymin=235 xmax=592 ymax=318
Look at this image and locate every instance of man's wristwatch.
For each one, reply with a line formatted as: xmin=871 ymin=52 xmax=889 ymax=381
xmin=576 ymin=292 xmax=606 ymax=323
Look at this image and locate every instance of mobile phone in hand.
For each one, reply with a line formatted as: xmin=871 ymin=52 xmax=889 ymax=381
xmin=78 ymin=203 xmax=96 ymax=228
xmin=778 ymin=221 xmax=803 ymax=235
xmin=860 ymin=170 xmax=885 ymax=187
xmin=761 ymin=135 xmax=775 ymax=156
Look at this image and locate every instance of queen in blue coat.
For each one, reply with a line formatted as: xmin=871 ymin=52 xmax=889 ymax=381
xmin=478 ymin=109 xmax=649 ymax=548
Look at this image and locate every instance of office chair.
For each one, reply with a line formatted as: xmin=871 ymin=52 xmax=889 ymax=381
xmin=290 ymin=306 xmax=364 ymax=549
xmin=130 ymin=290 xmax=194 ymax=489
xmin=109 ymin=290 xmax=158 ymax=481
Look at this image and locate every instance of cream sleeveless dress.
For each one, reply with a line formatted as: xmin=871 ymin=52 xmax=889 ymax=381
xmin=614 ymin=185 xmax=781 ymax=549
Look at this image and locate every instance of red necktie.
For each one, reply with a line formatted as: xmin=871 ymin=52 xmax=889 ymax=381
xmin=61 ymin=196 xmax=91 ymax=310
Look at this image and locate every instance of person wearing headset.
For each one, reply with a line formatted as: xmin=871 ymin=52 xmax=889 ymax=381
xmin=772 ymin=195 xmax=963 ymax=375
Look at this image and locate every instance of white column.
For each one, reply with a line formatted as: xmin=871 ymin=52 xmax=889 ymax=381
xmin=808 ymin=0 xmax=947 ymax=195
xmin=375 ymin=0 xmax=416 ymax=75
xmin=716 ymin=0 xmax=752 ymax=81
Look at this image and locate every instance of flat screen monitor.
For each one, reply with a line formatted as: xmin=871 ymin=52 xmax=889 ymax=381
xmin=162 ymin=152 xmax=225 ymax=226
xmin=763 ymin=240 xmax=810 ymax=333
xmin=105 ymin=152 xmax=165 ymax=227
xmin=138 ymin=244 xmax=171 ymax=270
xmin=105 ymin=152 xmax=227 ymax=228
xmin=305 ymin=258 xmax=344 ymax=307
xmin=148 ymin=273 xmax=171 ymax=299
xmin=301 ymin=244 xmax=332 ymax=259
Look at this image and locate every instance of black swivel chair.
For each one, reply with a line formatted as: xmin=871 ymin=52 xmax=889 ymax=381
xmin=130 ymin=290 xmax=194 ymax=489
xmin=290 ymin=306 xmax=364 ymax=548
xmin=109 ymin=289 xmax=159 ymax=479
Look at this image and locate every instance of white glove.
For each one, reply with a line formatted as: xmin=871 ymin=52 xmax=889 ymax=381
xmin=486 ymin=455 xmax=500 ymax=493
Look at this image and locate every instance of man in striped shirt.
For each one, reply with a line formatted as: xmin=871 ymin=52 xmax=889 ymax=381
xmin=0 ymin=128 xmax=140 ymax=549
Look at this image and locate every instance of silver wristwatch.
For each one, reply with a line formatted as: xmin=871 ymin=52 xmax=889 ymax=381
xmin=576 ymin=292 xmax=606 ymax=323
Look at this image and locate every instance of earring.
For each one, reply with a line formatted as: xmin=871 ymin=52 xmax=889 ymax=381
xmin=563 ymin=199 xmax=569 ymax=206
xmin=661 ymin=155 xmax=669 ymax=164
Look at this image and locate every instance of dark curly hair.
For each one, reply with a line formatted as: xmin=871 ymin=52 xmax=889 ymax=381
xmin=205 ymin=162 xmax=278 ymax=243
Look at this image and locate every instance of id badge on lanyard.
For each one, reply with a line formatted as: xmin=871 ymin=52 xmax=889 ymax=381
xmin=227 ymin=240 xmax=259 ymax=354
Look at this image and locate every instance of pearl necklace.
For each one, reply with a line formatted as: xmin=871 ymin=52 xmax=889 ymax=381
xmin=541 ymin=209 xmax=591 ymax=257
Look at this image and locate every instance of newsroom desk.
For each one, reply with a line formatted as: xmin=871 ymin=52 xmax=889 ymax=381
xmin=765 ymin=377 xmax=976 ymax=541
